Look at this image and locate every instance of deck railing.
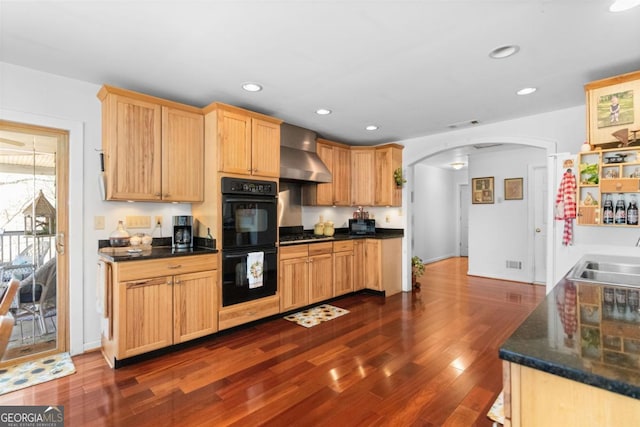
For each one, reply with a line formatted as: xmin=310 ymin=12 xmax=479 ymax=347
xmin=0 ymin=231 xmax=54 ymax=266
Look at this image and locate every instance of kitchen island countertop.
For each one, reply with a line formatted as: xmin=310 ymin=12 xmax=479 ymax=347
xmin=500 ymin=273 xmax=640 ymax=400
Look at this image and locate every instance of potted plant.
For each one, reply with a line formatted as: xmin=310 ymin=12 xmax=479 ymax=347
xmin=412 ymin=256 xmax=425 ymax=288
xmin=393 ymin=167 xmax=407 ymax=188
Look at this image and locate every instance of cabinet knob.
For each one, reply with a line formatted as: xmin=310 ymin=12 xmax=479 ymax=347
xmin=174 ymin=279 xmax=181 ymax=285
xmin=616 ymin=183 xmax=622 ymax=190
xmin=247 ymin=168 xmax=252 ymax=172
xmin=166 ymin=280 xmax=172 ymax=285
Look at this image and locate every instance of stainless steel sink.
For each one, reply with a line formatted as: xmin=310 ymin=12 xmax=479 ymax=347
xmin=569 ymin=254 xmax=640 ymax=288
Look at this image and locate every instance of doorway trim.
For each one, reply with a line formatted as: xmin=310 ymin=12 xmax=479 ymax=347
xmin=404 ymin=136 xmax=557 ymax=293
xmin=0 ymin=108 xmax=84 ymax=356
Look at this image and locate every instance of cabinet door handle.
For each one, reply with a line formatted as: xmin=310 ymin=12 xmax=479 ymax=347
xmin=247 ymin=311 xmax=257 ymax=316
xmin=128 ymin=279 xmax=152 ymax=287
xmin=167 ymin=264 xmax=182 ymax=269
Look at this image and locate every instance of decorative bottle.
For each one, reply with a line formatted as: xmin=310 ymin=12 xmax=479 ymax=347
xmin=603 ymin=195 xmax=614 ymax=224
xmin=615 ymin=194 xmax=626 ymax=224
xmin=627 ymin=195 xmax=639 ymax=225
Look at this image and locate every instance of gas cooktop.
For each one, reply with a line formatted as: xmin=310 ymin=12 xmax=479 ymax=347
xmin=279 ymin=233 xmax=334 ymax=245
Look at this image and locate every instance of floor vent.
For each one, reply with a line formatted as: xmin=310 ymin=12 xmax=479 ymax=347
xmin=506 ymin=260 xmax=522 ymax=269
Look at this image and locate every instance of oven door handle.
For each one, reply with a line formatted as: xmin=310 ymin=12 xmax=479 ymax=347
xmin=223 ymin=249 xmax=277 ymax=259
xmin=223 ymin=197 xmax=277 ymax=204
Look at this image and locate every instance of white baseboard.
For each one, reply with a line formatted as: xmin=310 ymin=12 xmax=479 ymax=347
xmin=423 ymin=253 xmax=456 ymax=264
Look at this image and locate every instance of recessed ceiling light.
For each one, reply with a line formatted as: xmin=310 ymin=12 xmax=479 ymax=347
xmin=316 ymin=108 xmax=332 ymax=115
xmin=365 ymin=125 xmax=379 ymax=131
xmin=242 ymin=82 xmax=262 ymax=92
xmin=489 ymin=45 xmax=520 ymax=59
xmin=610 ymin=0 xmax=640 ymax=12
xmin=517 ymin=87 xmax=537 ymax=96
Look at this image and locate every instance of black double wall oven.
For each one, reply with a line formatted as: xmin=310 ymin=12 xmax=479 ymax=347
xmin=221 ymin=177 xmax=277 ymax=307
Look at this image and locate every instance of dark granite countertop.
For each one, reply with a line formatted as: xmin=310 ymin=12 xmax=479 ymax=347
xmin=279 ymin=228 xmax=404 ymax=246
xmin=500 ymin=273 xmax=640 ymax=399
xmin=98 ymin=237 xmax=217 ymax=262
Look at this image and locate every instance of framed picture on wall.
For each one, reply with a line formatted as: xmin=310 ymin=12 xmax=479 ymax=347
xmin=585 ymin=70 xmax=640 ymax=147
xmin=504 ymin=177 xmax=524 ymax=200
xmin=471 ymin=177 xmax=494 ymax=204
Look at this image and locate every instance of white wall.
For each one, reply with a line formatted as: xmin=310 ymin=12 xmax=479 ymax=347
xmin=399 ymin=105 xmax=640 ymax=292
xmin=467 ymin=147 xmax=546 ymax=282
xmin=302 ymin=206 xmax=404 ymax=230
xmin=0 ymin=62 xmax=191 ymax=353
xmin=412 ymin=163 xmax=457 ymax=263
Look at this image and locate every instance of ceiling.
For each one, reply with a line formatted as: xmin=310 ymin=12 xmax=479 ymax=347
xmin=1 ymin=1 xmax=639 ymax=152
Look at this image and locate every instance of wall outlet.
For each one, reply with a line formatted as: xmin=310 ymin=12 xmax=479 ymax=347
xmin=385 ymin=214 xmax=391 ymax=223
xmin=155 ymin=216 xmax=163 ymax=226
xmin=126 ymin=215 xmax=151 ymax=229
xmin=94 ymin=216 xmax=105 ymax=230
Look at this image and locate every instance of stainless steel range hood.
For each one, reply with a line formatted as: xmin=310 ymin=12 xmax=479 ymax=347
xmin=280 ymin=123 xmax=332 ymax=183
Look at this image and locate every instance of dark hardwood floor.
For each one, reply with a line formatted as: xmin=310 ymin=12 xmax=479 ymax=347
xmin=0 ymin=257 xmax=545 ymax=426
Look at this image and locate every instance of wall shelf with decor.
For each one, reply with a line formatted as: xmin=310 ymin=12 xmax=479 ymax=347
xmin=577 ymin=146 xmax=640 ymax=227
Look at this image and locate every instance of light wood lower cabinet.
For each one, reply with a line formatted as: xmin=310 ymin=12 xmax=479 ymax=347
xmin=504 ymin=361 xmax=640 ymax=426
xmin=280 ymin=238 xmax=402 ymax=312
xmin=218 ymin=295 xmax=280 ymax=331
xmin=279 ymin=242 xmax=333 ymax=311
xmin=354 ymin=238 xmax=402 ymax=296
xmin=309 ymin=243 xmax=333 ymax=304
xmin=333 ymin=240 xmax=354 ymax=296
xmin=101 ymin=254 xmax=218 ymax=367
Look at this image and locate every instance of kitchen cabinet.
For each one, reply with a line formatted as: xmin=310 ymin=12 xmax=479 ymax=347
xmin=204 ymin=103 xmax=282 ymax=178
xmin=101 ymin=253 xmax=218 ymax=367
xmin=577 ymin=146 xmax=640 ymax=226
xmin=307 ymin=243 xmax=334 ymax=304
xmin=279 ymin=244 xmax=310 ymax=312
xmin=503 ymin=361 xmax=640 ymax=426
xmin=279 ymin=242 xmax=334 ymax=310
xmin=218 ymin=295 xmax=280 ymax=330
xmin=356 ymin=238 xmax=403 ymax=296
xmin=350 ymin=144 xmax=404 ymax=207
xmin=351 ymin=147 xmax=376 ymax=206
xmin=353 ymin=240 xmax=366 ymax=291
xmin=305 ymin=139 xmax=351 ymax=206
xmin=97 ymin=85 xmax=204 ymax=202
xmin=333 ymin=240 xmax=354 ymax=296
xmin=375 ymin=144 xmax=403 ymax=207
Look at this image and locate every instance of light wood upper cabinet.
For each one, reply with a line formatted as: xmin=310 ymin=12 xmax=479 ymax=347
xmin=162 ymin=107 xmax=204 ymax=202
xmin=351 ymin=147 xmax=376 ymax=206
xmin=305 ymin=139 xmax=351 ymax=206
xmin=98 ymin=85 xmax=204 ymax=202
xmin=208 ymin=103 xmax=282 ymax=178
xmin=251 ymin=118 xmax=281 ymax=178
xmin=375 ymin=144 xmax=403 ymax=207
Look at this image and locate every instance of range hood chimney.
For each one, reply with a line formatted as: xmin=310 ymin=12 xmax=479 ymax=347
xmin=280 ymin=123 xmax=332 ymax=183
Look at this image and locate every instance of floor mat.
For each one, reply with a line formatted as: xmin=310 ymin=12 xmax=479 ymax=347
xmin=0 ymin=352 xmax=76 ymax=395
xmin=284 ymin=304 xmax=349 ymax=328
xmin=487 ymin=390 xmax=504 ymax=425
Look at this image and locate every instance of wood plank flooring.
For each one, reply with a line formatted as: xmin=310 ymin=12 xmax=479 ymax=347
xmin=0 ymin=257 xmax=545 ymax=426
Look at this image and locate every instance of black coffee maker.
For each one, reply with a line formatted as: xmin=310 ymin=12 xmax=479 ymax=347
xmin=172 ymin=215 xmax=193 ymax=249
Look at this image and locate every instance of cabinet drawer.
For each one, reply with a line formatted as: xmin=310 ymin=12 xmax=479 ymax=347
xmin=333 ymin=240 xmax=354 ymax=253
xmin=280 ymin=244 xmax=309 ymax=260
xmin=602 ymin=320 xmax=640 ymax=340
xmin=116 ymin=253 xmax=218 ymax=281
xmin=309 ymin=242 xmax=333 ymax=256
xmin=600 ymin=178 xmax=640 ymax=192
xmin=218 ymin=295 xmax=280 ymax=330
